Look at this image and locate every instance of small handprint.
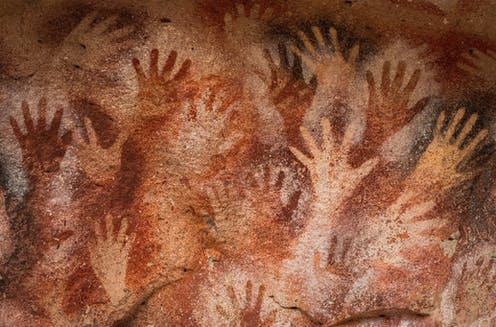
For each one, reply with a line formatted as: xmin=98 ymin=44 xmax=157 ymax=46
xmin=312 ymin=234 xmax=353 ymax=275
xmin=58 ymin=12 xmax=134 ymax=70
xmin=459 ymin=257 xmax=496 ymax=296
xmin=364 ymin=60 xmax=429 ymax=148
xmin=10 ymin=98 xmax=72 ymax=185
xmin=216 ymin=281 xmax=276 ymax=327
xmin=408 ymin=108 xmax=488 ymax=192
xmin=366 ymin=193 xmax=447 ymax=271
xmin=457 ymin=48 xmax=496 ymax=90
xmin=224 ymin=3 xmax=273 ymax=48
xmin=291 ymin=26 xmax=359 ymax=91
xmin=263 ymin=44 xmax=316 ymax=138
xmin=246 ymin=165 xmax=302 ymax=222
xmin=133 ymin=49 xmax=192 ymax=116
xmin=207 ymin=182 xmax=244 ymax=235
xmin=71 ymin=118 xmax=125 ymax=185
xmin=289 ymin=117 xmax=378 ymax=207
xmin=88 ymin=214 xmax=134 ymax=306
xmin=172 ymin=88 xmax=243 ymax=176
xmin=441 ymin=246 xmax=496 ymax=326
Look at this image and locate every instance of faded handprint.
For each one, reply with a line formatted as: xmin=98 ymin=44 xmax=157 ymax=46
xmin=289 ymin=117 xmax=378 ymax=208
xmin=441 ymin=246 xmax=496 ymax=326
xmin=224 ymin=3 xmax=273 ymax=48
xmin=216 ymin=281 xmax=276 ymax=327
xmin=312 ymin=234 xmax=353 ymax=275
xmin=408 ymin=108 xmax=488 ymax=192
xmin=263 ymin=44 xmax=316 ymax=138
xmin=133 ymin=49 xmax=192 ymax=116
xmin=207 ymin=182 xmax=245 ymax=243
xmin=71 ymin=118 xmax=125 ymax=185
xmin=458 ymin=48 xmax=496 ymax=91
xmin=10 ymin=98 xmax=72 ymax=185
xmin=58 ymin=12 xmax=134 ymax=70
xmin=171 ymin=88 xmax=243 ymax=176
xmin=364 ymin=192 xmax=448 ymax=272
xmin=247 ymin=165 xmax=302 ymax=223
xmin=89 ymin=214 xmax=133 ymax=306
xmin=291 ymin=26 xmax=359 ymax=91
xmin=364 ymin=61 xmax=429 ymax=148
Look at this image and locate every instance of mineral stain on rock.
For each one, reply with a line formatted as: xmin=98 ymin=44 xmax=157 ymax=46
xmin=0 ymin=0 xmax=495 ymax=326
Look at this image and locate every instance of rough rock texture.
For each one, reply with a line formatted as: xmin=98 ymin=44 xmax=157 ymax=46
xmin=0 ymin=0 xmax=495 ymax=326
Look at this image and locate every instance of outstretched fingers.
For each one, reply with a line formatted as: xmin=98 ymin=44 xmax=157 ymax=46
xmin=149 ymin=49 xmax=159 ymax=79
xmin=289 ymin=146 xmax=313 ymax=169
xmin=297 ymin=31 xmax=317 ymax=57
xmin=380 ymin=61 xmax=392 ymax=95
xmin=320 ymin=117 xmax=334 ymax=153
xmin=173 ymin=59 xmax=191 ymax=81
xmin=454 ymin=113 xmax=478 ymax=147
xmin=84 ymin=117 xmax=98 ymax=146
xmin=300 ymin=126 xmax=321 ymax=158
xmin=132 ymin=57 xmax=146 ymax=83
xmin=311 ymin=26 xmax=326 ymax=50
xmin=461 ymin=128 xmax=488 ymax=161
xmin=291 ymin=44 xmax=315 ymax=71
xmin=22 ymin=101 xmax=35 ymax=134
xmin=434 ymin=111 xmax=446 ymax=136
xmin=37 ymin=98 xmax=47 ymax=131
xmin=355 ymin=157 xmax=379 ymax=181
xmin=49 ymin=108 xmax=64 ymax=136
xmin=254 ymin=284 xmax=265 ymax=313
xmin=348 ymin=43 xmax=360 ymax=65
xmin=444 ymin=108 xmax=465 ymax=141
xmin=10 ymin=116 xmax=26 ymax=147
xmin=402 ymin=69 xmax=421 ymax=99
xmin=161 ymin=50 xmax=178 ymax=79
xmin=390 ymin=61 xmax=407 ymax=95
xmin=328 ymin=27 xmax=341 ymax=54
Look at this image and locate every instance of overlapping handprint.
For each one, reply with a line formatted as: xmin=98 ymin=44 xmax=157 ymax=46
xmin=88 ymin=213 xmax=134 ymax=306
xmin=10 ymin=98 xmax=72 ymax=186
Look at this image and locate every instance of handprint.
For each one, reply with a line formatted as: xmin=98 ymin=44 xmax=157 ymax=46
xmin=171 ymin=88 xmax=243 ymax=176
xmin=71 ymin=118 xmax=125 ymax=185
xmin=246 ymin=165 xmax=302 ymax=223
xmin=364 ymin=61 xmax=429 ymax=150
xmin=216 ymin=281 xmax=276 ymax=327
xmin=10 ymin=98 xmax=72 ymax=185
xmin=88 ymin=214 xmax=133 ymax=306
xmin=224 ymin=2 xmax=273 ymax=48
xmin=263 ymin=44 xmax=316 ymax=140
xmin=365 ymin=193 xmax=448 ymax=271
xmin=408 ymin=108 xmax=488 ymax=192
xmin=58 ymin=12 xmax=134 ymax=71
xmin=312 ymin=234 xmax=353 ymax=275
xmin=289 ymin=117 xmax=378 ymax=207
xmin=133 ymin=49 xmax=192 ymax=117
xmin=207 ymin=182 xmax=245 ymax=240
xmin=441 ymin=246 xmax=496 ymax=326
xmin=291 ymin=26 xmax=359 ymax=92
xmin=457 ymin=48 xmax=496 ymax=91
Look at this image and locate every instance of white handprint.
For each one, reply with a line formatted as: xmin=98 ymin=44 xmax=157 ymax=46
xmin=89 ymin=214 xmax=134 ymax=306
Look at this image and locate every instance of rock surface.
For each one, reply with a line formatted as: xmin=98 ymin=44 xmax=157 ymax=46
xmin=0 ymin=0 xmax=495 ymax=326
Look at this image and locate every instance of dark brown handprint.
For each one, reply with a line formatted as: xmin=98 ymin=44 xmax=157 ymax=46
xmin=216 ymin=281 xmax=276 ymax=327
xmin=10 ymin=98 xmax=72 ymax=186
xmin=364 ymin=60 xmax=429 ymax=155
xmin=264 ymin=44 xmax=316 ymax=143
xmin=132 ymin=49 xmax=192 ymax=118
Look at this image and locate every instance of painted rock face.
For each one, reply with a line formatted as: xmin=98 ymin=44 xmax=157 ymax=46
xmin=0 ymin=1 xmax=495 ymax=326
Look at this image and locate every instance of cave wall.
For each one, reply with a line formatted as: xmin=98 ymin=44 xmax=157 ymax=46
xmin=0 ymin=0 xmax=495 ymax=326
